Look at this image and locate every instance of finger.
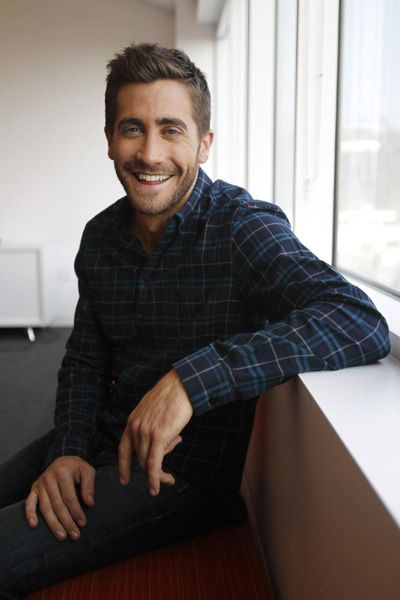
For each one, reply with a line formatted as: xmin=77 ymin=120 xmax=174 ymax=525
xmin=25 ymin=488 xmax=39 ymax=527
xmin=45 ymin=478 xmax=81 ymax=541
xmin=160 ymin=470 xmax=176 ymax=486
xmin=36 ymin=487 xmax=68 ymax=541
xmin=79 ymin=465 xmax=96 ymax=507
xmin=146 ymin=436 xmax=181 ymax=493
xmin=137 ymin=428 xmax=151 ymax=473
xmin=59 ymin=474 xmax=87 ymax=527
xmin=118 ymin=428 xmax=133 ymax=485
xmin=164 ymin=435 xmax=182 ymax=455
xmin=146 ymin=442 xmax=165 ymax=497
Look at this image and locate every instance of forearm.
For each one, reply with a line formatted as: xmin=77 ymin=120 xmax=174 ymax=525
xmin=46 ymin=244 xmax=111 ymax=464
xmin=175 ymin=209 xmax=390 ymax=415
xmin=48 ymin=363 xmax=109 ymax=464
xmin=174 ymin=286 xmax=390 ymax=415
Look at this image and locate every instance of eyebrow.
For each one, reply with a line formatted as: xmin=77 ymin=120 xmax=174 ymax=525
xmin=157 ymin=117 xmax=188 ymax=131
xmin=117 ymin=116 xmax=188 ymax=132
xmin=117 ymin=117 xmax=143 ymax=131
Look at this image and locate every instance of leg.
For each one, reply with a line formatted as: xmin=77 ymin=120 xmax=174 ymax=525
xmin=0 ymin=457 xmax=238 ymax=600
xmin=0 ymin=432 xmax=54 ymax=600
xmin=0 ymin=432 xmax=53 ymax=508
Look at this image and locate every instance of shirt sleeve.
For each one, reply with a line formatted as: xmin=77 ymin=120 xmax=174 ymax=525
xmin=45 ymin=241 xmax=111 ymax=465
xmin=173 ymin=209 xmax=391 ymax=415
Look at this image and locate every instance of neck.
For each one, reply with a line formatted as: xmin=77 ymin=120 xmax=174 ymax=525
xmin=133 ymin=213 xmax=167 ymax=255
xmin=129 ymin=167 xmax=200 ymax=255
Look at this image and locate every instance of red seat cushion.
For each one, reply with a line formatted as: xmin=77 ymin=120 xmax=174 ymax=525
xmin=27 ymin=521 xmax=274 ymax=599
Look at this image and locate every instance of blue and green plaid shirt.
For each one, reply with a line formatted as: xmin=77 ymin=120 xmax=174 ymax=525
xmin=48 ymin=168 xmax=390 ymax=489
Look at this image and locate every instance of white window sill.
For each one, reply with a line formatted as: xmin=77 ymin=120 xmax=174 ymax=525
xmin=299 ymin=354 xmax=400 ymax=528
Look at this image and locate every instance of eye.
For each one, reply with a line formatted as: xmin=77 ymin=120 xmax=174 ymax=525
xmin=121 ymin=125 xmax=142 ymax=136
xmin=164 ymin=128 xmax=181 ymax=136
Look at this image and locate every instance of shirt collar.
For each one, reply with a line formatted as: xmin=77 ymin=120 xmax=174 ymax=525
xmin=171 ymin=167 xmax=212 ymax=229
xmin=113 ymin=167 xmax=213 ymax=242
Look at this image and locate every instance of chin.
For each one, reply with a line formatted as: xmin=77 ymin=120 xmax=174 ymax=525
xmin=127 ymin=193 xmax=182 ymax=216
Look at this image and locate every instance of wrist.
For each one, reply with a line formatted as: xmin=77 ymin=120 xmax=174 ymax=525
xmin=170 ymin=369 xmax=193 ymax=415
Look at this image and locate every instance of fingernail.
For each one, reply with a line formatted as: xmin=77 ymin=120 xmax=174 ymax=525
xmin=28 ymin=518 xmax=37 ymax=527
xmin=56 ymin=530 xmax=66 ymax=540
xmin=69 ymin=530 xmax=80 ymax=540
xmin=78 ymin=519 xmax=86 ymax=527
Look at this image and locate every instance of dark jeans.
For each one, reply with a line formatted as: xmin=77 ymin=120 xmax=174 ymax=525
xmin=0 ymin=432 xmax=245 ymax=599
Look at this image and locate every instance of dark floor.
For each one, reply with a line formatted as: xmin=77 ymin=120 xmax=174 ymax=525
xmin=0 ymin=327 xmax=71 ymax=463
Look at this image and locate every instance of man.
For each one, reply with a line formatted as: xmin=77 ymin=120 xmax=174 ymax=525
xmin=0 ymin=43 xmax=390 ymax=598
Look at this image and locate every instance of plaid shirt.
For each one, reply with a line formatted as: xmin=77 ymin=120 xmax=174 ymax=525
xmin=48 ymin=168 xmax=390 ymax=490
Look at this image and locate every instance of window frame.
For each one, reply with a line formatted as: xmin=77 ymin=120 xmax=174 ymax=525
xmin=215 ymin=0 xmax=400 ymax=356
xmin=289 ymin=0 xmax=400 ymax=353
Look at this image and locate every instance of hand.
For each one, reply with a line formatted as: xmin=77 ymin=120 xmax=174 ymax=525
xmin=118 ymin=369 xmax=193 ymax=496
xmin=25 ymin=456 xmax=95 ymax=542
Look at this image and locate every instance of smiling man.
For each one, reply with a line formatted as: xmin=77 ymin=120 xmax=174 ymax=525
xmin=106 ymin=78 xmax=212 ymax=255
xmin=0 ymin=43 xmax=390 ymax=598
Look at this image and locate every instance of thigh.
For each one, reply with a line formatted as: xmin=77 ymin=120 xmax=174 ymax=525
xmin=0 ymin=432 xmax=53 ymax=508
xmin=0 ymin=459 xmax=224 ymax=600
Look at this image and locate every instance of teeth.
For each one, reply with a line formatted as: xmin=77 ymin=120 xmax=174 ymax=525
xmin=136 ymin=173 xmax=171 ymax=182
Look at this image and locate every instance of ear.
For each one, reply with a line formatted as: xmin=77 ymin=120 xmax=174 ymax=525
xmin=198 ymin=130 xmax=214 ymax=164
xmin=104 ymin=127 xmax=114 ymax=160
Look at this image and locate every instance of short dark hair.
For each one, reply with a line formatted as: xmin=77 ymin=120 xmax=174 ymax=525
xmin=105 ymin=42 xmax=211 ymax=137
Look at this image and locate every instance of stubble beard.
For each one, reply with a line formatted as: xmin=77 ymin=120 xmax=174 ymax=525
xmin=114 ymin=158 xmax=199 ymax=217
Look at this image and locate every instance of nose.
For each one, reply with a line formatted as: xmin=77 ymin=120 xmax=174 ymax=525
xmin=136 ymin=131 xmax=165 ymax=166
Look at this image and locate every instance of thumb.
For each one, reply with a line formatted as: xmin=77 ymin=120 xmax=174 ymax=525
xmin=80 ymin=465 xmax=96 ymax=506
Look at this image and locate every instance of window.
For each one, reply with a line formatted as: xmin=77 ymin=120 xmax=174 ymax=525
xmin=214 ymin=0 xmax=248 ymax=188
xmin=335 ymin=0 xmax=400 ymax=297
xmin=213 ymin=0 xmax=399 ymax=344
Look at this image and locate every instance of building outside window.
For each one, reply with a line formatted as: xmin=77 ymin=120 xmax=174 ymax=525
xmin=335 ymin=0 xmax=400 ymax=297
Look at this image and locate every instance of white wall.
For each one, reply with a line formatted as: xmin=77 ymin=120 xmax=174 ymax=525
xmin=0 ymin=0 xmax=174 ymax=324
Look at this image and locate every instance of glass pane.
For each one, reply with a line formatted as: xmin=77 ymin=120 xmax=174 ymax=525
xmin=335 ymin=0 xmax=400 ymax=295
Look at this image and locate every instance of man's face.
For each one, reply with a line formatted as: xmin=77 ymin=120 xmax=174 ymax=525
xmin=106 ymin=80 xmax=213 ymax=217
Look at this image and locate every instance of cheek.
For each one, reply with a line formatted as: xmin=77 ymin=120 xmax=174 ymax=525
xmin=175 ymin=145 xmax=199 ymax=167
xmin=113 ymin=140 xmax=136 ymax=161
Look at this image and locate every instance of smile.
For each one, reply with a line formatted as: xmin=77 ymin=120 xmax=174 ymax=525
xmin=134 ymin=173 xmax=172 ymax=183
